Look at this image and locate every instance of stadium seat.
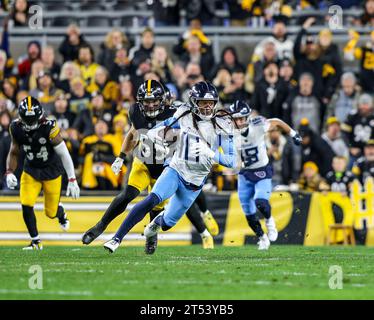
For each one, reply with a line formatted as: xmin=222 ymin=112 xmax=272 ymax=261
xmin=51 ymin=16 xmax=79 ymax=27
xmin=80 ymin=3 xmax=105 ymax=11
xmin=44 ymin=3 xmax=72 ymax=11
xmin=86 ymin=16 xmax=112 ymax=28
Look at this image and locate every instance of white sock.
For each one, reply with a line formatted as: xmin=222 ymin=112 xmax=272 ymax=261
xmin=200 ymin=229 xmax=210 ymax=238
xmin=31 ymin=236 xmax=40 ymax=242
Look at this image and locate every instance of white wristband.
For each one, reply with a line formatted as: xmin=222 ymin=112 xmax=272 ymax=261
xmin=289 ymin=129 xmax=297 ymax=138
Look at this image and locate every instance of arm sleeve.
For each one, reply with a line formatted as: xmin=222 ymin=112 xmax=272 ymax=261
xmin=53 ymin=141 xmax=76 ymax=179
xmin=212 ymin=134 xmax=237 ymax=168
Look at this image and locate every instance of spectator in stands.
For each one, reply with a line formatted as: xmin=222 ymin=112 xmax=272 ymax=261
xmin=29 ymin=71 xmax=63 ymax=115
xmin=57 ymin=61 xmax=82 ymax=93
xmin=20 ymin=58 xmax=43 ymax=91
xmin=151 ymin=46 xmax=174 ymax=84
xmin=41 ymin=46 xmax=61 ymax=83
xmin=180 ymin=62 xmax=205 ymax=102
xmin=327 ymin=72 xmax=361 ymax=123
xmin=79 ymin=119 xmax=122 ymax=190
xmin=116 ymin=77 xmax=135 ymax=117
xmin=342 ymin=93 xmax=374 ymax=166
xmin=219 ymin=68 xmax=250 ymax=107
xmin=171 ymin=62 xmax=187 ymax=97
xmin=266 ymin=126 xmax=298 ymax=186
xmin=251 ymin=61 xmax=288 ymax=119
xmin=298 ymin=119 xmax=335 ymax=177
xmin=324 ymin=156 xmax=355 ymax=195
xmin=298 ymin=161 xmax=326 ymax=192
xmin=73 ymin=91 xmax=115 ymax=139
xmin=285 ymin=73 xmax=321 ymax=133
xmin=252 ymin=16 xmax=294 ymax=62
xmin=179 ymin=35 xmax=215 ymax=80
xmin=211 ymin=46 xmax=245 ymax=79
xmin=173 ymin=19 xmax=211 ymax=57
xmin=86 ymin=66 xmax=119 ymax=106
xmin=248 ymin=41 xmax=279 ymax=90
xmin=322 ymin=117 xmax=349 ymax=160
xmin=99 ymin=29 xmax=129 ymax=73
xmin=184 ymin=0 xmax=217 ymax=26
xmin=318 ymin=29 xmax=343 ymax=106
xmin=1 ymin=76 xmax=17 ymax=110
xmin=110 ymin=47 xmax=131 ymax=83
xmin=0 ymin=49 xmax=12 ymax=81
xmin=68 ymin=77 xmax=90 ymax=114
xmin=130 ymin=55 xmax=152 ymax=91
xmin=226 ymin=0 xmax=250 ymax=26
xmin=352 ymin=139 xmax=374 ymax=184
xmin=149 ymin=0 xmax=181 ymax=26
xmin=0 ymin=110 xmax=11 ymax=189
xmin=76 ymin=44 xmax=99 ymax=85
xmin=213 ymin=68 xmax=231 ymax=97
xmin=52 ymin=93 xmax=76 ymax=132
xmin=355 ymin=0 xmax=374 ymax=27
xmin=17 ymin=40 xmax=41 ymax=80
xmin=344 ymin=30 xmax=374 ymax=94
xmin=59 ymin=24 xmax=88 ymax=63
xmin=10 ymin=0 xmax=29 ymax=27
xmin=293 ymin=17 xmax=325 ymax=99
xmin=279 ymin=58 xmax=296 ymax=90
xmin=129 ymin=27 xmax=155 ymax=69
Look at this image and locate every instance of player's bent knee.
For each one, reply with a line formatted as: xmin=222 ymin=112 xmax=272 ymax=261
xmin=255 ymin=198 xmax=271 ymax=219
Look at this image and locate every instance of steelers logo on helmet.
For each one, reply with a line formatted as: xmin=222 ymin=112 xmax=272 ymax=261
xmin=18 ymin=96 xmax=44 ymax=131
xmin=136 ymin=79 xmax=166 ymax=118
xmin=189 ymin=81 xmax=219 ymax=120
xmin=227 ymin=100 xmax=252 ymax=133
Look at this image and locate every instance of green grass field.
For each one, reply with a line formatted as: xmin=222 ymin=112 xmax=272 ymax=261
xmin=1 ymin=245 xmax=374 ymax=300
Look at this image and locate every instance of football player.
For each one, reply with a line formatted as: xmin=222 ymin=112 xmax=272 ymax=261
xmin=228 ymin=100 xmax=302 ymax=250
xmin=103 ymin=81 xmax=237 ymax=254
xmin=82 ymin=80 xmax=217 ymax=253
xmin=5 ymin=96 xmax=80 ymax=250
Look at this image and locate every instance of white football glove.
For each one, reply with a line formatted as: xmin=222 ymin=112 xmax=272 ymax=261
xmin=190 ymin=141 xmax=216 ymax=159
xmin=111 ymin=157 xmax=124 ymax=175
xmin=6 ymin=173 xmax=18 ymax=189
xmin=66 ymin=178 xmax=80 ymax=199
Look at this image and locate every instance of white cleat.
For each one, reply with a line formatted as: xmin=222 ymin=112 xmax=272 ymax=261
xmin=265 ymin=217 xmax=278 ymax=242
xmin=257 ymin=234 xmax=270 ymax=250
xmin=60 ymin=219 xmax=70 ymax=232
xmin=103 ymin=239 xmax=120 ymax=253
xmin=144 ymin=213 xmax=162 ymax=238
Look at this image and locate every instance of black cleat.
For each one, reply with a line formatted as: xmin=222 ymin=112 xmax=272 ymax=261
xmin=144 ymin=234 xmax=158 ymax=255
xmin=82 ymin=221 xmax=106 ymax=245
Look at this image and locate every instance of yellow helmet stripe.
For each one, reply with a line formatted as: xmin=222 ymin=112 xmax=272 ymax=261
xmin=147 ymin=80 xmax=152 ymax=96
xmin=27 ymin=96 xmax=32 ymax=112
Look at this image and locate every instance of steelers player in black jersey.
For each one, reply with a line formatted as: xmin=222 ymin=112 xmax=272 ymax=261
xmin=5 ymin=96 xmax=80 ymax=250
xmin=82 ymin=80 xmax=218 ymax=253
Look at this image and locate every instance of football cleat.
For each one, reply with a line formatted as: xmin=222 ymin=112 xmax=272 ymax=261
xmin=58 ymin=213 xmax=70 ymax=232
xmin=202 ymin=210 xmax=219 ymax=236
xmin=257 ymin=234 xmax=270 ymax=251
xmin=22 ymin=240 xmax=43 ymax=251
xmin=82 ymin=221 xmax=106 ymax=245
xmin=202 ymin=234 xmax=214 ymax=249
xmin=144 ymin=215 xmax=162 ymax=238
xmin=103 ymin=238 xmax=120 ymax=253
xmin=144 ymin=234 xmax=158 ymax=255
xmin=265 ymin=217 xmax=278 ymax=242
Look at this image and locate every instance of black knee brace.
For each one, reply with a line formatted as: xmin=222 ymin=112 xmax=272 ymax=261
xmin=255 ymin=198 xmax=271 ymax=219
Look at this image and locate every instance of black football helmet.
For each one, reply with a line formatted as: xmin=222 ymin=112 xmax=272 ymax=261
xmin=136 ymin=79 xmax=166 ymax=118
xmin=18 ymin=96 xmax=44 ymax=131
xmin=189 ymin=81 xmax=219 ymax=120
xmin=227 ymin=100 xmax=252 ymax=132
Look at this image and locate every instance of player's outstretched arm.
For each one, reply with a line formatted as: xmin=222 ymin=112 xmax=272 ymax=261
xmin=51 ymin=133 xmax=80 ymax=199
xmin=5 ymin=135 xmax=20 ymax=189
xmin=111 ymin=124 xmax=139 ymax=175
xmin=268 ymin=118 xmax=302 ymax=145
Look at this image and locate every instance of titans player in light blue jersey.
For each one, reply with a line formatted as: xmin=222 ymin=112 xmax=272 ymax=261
xmin=104 ymin=82 xmax=237 ymax=253
xmin=228 ymin=100 xmax=302 ymax=250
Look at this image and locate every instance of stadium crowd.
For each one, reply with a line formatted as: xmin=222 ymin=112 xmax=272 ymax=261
xmin=0 ymin=0 xmax=373 ymax=192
